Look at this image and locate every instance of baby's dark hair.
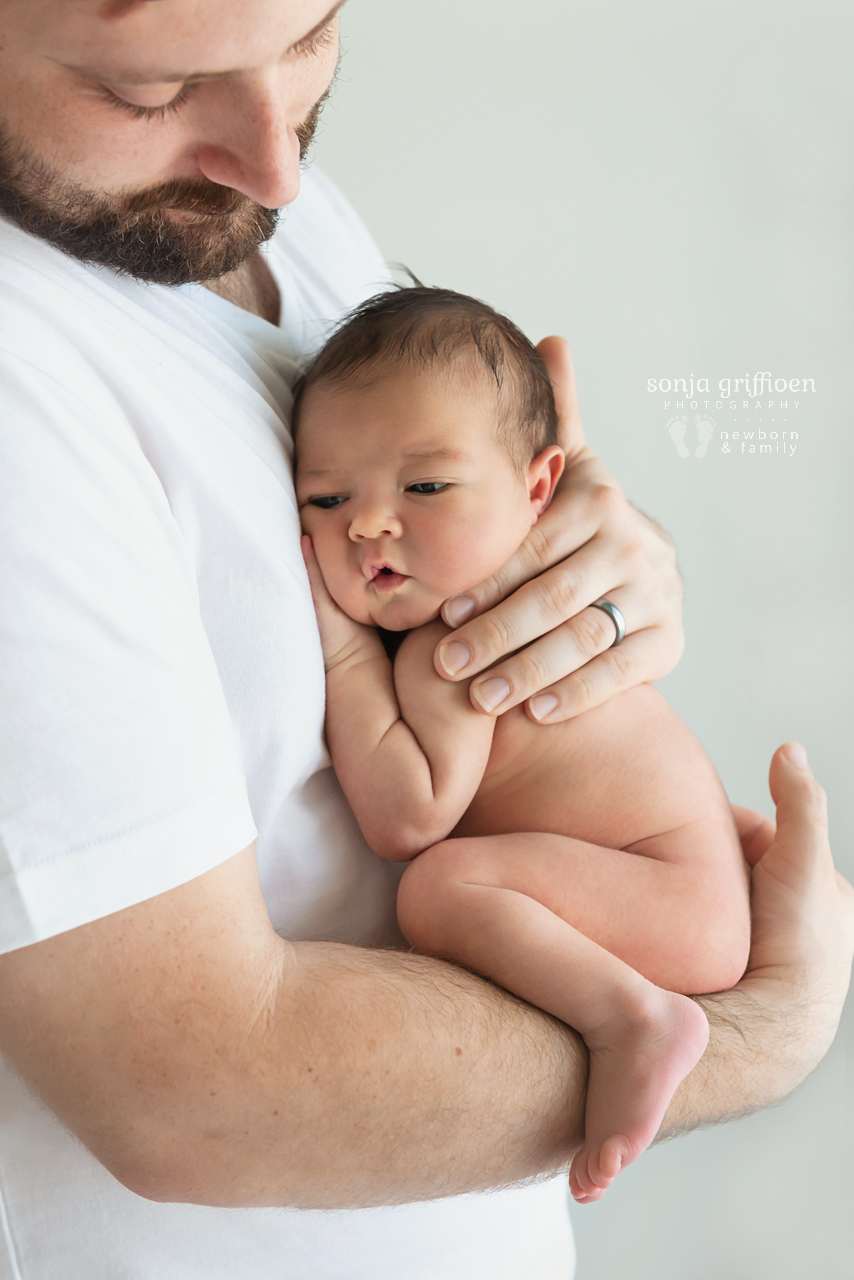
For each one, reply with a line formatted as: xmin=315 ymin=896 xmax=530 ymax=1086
xmin=292 ymin=285 xmax=558 ymax=473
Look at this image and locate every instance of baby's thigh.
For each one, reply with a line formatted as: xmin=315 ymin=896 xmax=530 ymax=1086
xmin=398 ymin=827 xmax=749 ymax=994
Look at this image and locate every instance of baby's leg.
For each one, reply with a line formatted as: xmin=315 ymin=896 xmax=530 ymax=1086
xmin=398 ymin=841 xmax=711 ymax=1201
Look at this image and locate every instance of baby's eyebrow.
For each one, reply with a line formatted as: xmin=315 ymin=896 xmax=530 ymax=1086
xmin=401 ymin=448 xmax=469 ymax=463
xmin=298 ymin=447 xmax=469 ymax=479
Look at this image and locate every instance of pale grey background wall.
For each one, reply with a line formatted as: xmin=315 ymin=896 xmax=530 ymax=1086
xmin=310 ymin=1 xmax=854 ymax=1276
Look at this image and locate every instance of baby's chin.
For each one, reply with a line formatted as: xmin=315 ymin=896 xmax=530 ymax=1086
xmin=368 ymin=597 xmax=443 ymax=631
xmin=331 ymin=578 xmax=452 ymax=631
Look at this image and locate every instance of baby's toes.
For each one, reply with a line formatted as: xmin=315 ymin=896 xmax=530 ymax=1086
xmin=569 ymin=1153 xmax=590 ymax=1202
xmin=570 ymin=1148 xmax=607 ymax=1203
xmin=595 ymin=1136 xmax=627 ymax=1184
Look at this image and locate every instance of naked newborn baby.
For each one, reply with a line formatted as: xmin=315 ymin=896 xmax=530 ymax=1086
xmin=294 ymin=287 xmax=750 ymax=1202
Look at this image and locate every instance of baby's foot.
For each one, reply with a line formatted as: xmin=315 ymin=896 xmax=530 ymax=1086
xmin=667 ymin=416 xmax=689 ymax=458
xmin=569 ymin=988 xmax=709 ymax=1204
xmin=694 ymin=415 xmax=715 ymax=457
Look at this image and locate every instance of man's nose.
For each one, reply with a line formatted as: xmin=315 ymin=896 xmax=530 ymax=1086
xmin=194 ymin=77 xmax=304 ymax=209
xmin=348 ymin=504 xmax=403 ymax=543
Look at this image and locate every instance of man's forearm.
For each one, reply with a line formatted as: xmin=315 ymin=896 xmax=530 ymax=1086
xmin=124 ymin=949 xmax=811 ymax=1209
xmin=150 ymin=941 xmax=588 ymax=1208
xmin=660 ymin=985 xmax=819 ymax=1141
xmin=0 ymin=851 xmax=584 ymax=1210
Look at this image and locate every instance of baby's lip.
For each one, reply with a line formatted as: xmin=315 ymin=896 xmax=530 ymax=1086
xmin=366 ymin=561 xmax=411 ymax=592
xmin=365 ymin=560 xmax=403 ymax=581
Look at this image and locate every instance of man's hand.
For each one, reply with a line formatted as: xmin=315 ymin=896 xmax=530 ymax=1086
xmin=661 ymin=743 xmax=854 ymax=1136
xmin=433 ymin=337 xmax=684 ymax=721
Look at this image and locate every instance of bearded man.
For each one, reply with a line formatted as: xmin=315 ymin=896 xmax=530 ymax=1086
xmin=0 ymin=3 xmax=851 ymax=1278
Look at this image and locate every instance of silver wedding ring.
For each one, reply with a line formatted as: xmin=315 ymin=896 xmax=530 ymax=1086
xmin=591 ymin=599 xmax=626 ymax=648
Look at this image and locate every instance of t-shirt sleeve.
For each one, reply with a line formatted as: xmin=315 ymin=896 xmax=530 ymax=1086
xmin=0 ymin=352 xmax=257 ymax=953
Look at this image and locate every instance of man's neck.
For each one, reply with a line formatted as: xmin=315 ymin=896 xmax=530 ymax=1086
xmin=203 ymin=253 xmax=281 ymax=324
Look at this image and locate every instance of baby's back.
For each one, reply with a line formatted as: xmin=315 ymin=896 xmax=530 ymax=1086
xmin=459 ymin=684 xmax=732 ymax=851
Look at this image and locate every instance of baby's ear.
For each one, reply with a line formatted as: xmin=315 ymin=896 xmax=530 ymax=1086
xmin=527 ymin=446 xmax=565 ymax=518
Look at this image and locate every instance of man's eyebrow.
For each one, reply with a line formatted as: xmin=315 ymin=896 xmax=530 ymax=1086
xmin=57 ymin=0 xmax=346 ymax=86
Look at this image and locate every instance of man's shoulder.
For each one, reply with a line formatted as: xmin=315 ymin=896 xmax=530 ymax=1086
xmin=0 ymin=217 xmax=132 ymax=369
xmin=0 ymin=216 xmax=94 ymax=306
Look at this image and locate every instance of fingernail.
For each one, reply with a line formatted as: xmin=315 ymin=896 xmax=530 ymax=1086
xmin=443 ymin=595 xmax=475 ymax=627
xmin=438 ymin=641 xmax=472 ymax=676
xmin=784 ymin=742 xmax=809 ymax=769
xmin=529 ymin=693 xmax=559 ymax=721
xmin=472 ymin=677 xmax=511 ymax=713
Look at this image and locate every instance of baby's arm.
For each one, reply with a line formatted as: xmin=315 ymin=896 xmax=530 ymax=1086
xmin=302 ymin=538 xmax=495 ymax=861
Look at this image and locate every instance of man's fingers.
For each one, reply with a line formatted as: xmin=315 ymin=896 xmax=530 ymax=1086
xmin=746 ymin=745 xmax=854 ymax=1010
xmin=449 ymin=620 xmax=675 ymax=723
xmin=437 ymin=524 xmax=639 ymax=685
xmin=535 ymin=336 xmax=586 ymax=459
xmin=767 ymin=743 xmax=829 ymax=860
xmin=455 ymin=605 xmax=622 ymax=716
xmin=732 ymin=805 xmax=776 ymax=867
xmin=517 ymin=627 xmax=683 ymax=722
xmin=441 ymin=477 xmax=612 ymax=628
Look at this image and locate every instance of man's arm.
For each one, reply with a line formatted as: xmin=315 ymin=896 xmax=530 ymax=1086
xmin=0 ymin=745 xmax=849 ymax=1210
xmin=0 ymin=844 xmax=586 ymax=1209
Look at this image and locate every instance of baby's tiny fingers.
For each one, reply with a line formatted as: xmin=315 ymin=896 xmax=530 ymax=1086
xmin=301 ymin=535 xmax=334 ymax=602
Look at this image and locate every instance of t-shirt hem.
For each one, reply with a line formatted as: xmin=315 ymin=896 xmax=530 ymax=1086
xmin=0 ymin=777 xmax=257 ymax=954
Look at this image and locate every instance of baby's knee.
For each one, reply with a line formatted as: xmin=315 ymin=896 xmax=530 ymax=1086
xmin=675 ymin=910 xmax=751 ymax=995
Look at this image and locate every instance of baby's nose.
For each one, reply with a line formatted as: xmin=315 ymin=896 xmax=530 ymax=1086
xmin=348 ymin=507 xmax=403 ymax=541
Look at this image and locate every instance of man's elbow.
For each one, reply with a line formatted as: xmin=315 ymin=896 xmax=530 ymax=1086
xmin=98 ymin=1129 xmax=261 ymax=1207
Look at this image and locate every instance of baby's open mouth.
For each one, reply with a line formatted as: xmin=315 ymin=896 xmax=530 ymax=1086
xmin=369 ymin=564 xmax=410 ymax=593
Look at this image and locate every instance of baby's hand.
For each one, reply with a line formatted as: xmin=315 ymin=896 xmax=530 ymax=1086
xmin=301 ymin=536 xmax=383 ymax=673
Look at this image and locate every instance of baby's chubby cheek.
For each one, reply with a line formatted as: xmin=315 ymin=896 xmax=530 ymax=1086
xmin=318 ymin=555 xmax=377 ymax=625
xmin=417 ymin=522 xmax=515 ymax=599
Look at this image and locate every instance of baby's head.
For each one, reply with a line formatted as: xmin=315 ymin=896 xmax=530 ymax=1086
xmin=294 ymin=286 xmax=564 ymax=632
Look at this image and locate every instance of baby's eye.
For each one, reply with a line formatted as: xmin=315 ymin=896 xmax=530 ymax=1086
xmin=308 ymin=495 xmax=347 ymax=510
xmin=407 ymin=482 xmax=449 ymax=495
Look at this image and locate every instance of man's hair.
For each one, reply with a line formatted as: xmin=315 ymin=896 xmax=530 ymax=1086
xmin=293 ymin=286 xmax=558 ymax=472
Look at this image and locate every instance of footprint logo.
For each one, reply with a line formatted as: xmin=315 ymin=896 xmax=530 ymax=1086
xmin=667 ymin=416 xmax=689 ymax=458
xmin=694 ymin=415 xmax=715 ymax=458
xmin=667 ymin=415 xmax=716 ymax=459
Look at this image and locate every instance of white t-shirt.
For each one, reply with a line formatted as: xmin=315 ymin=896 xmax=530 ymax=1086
xmin=0 ymin=168 xmax=575 ymax=1279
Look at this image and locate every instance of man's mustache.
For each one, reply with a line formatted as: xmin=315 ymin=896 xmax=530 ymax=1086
xmin=121 ymin=178 xmax=253 ymax=218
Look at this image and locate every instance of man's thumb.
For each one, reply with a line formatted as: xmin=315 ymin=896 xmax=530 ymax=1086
xmin=768 ymin=743 xmax=828 ymax=844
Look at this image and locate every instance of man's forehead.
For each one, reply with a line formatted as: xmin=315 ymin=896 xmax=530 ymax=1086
xmin=38 ymin=0 xmax=344 ymax=84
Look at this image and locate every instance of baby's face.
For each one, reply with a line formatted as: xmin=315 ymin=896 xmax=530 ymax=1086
xmin=296 ymin=363 xmax=561 ymax=631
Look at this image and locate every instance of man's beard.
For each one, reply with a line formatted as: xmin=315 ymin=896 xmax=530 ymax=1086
xmin=0 ymin=91 xmax=328 ymax=285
